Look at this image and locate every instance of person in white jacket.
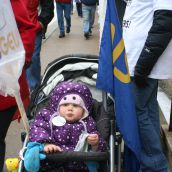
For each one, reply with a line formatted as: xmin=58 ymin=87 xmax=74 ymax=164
xmin=123 ymin=0 xmax=172 ymax=171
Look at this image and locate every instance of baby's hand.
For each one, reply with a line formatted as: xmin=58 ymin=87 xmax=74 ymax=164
xmin=44 ymin=144 xmax=63 ymax=153
xmin=87 ymin=134 xmax=99 ymax=151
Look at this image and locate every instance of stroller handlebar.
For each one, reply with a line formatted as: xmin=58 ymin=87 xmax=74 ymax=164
xmin=45 ymin=151 xmax=109 ymax=162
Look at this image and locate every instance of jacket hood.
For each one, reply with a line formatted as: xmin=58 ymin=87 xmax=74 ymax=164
xmin=49 ymin=81 xmax=93 ymax=118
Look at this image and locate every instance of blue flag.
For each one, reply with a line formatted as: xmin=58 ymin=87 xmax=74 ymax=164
xmin=96 ymin=0 xmax=141 ymax=171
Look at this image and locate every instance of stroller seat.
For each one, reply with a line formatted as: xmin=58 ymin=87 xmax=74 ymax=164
xmin=18 ymin=54 xmax=122 ymax=172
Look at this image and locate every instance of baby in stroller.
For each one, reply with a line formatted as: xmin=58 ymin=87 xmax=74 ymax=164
xmin=24 ymin=81 xmax=107 ymax=172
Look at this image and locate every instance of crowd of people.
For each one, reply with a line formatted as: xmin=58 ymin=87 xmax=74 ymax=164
xmin=26 ymin=0 xmax=99 ymax=92
xmin=0 ymin=0 xmax=172 ymax=172
xmin=0 ymin=1 xmax=99 ymax=171
xmin=55 ymin=0 xmax=98 ymax=39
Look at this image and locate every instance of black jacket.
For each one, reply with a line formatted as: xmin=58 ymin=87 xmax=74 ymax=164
xmin=81 ymin=0 xmax=97 ymax=6
xmin=135 ymin=10 xmax=172 ymax=77
xmin=38 ymin=0 xmax=54 ymax=29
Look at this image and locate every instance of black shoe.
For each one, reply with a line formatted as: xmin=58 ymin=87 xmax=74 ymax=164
xmin=59 ymin=32 xmax=65 ymax=38
xmin=89 ymin=28 xmax=92 ymax=36
xmin=66 ymin=27 xmax=70 ymax=33
xmin=42 ymin=33 xmax=46 ymax=39
xmin=84 ymin=32 xmax=89 ymax=40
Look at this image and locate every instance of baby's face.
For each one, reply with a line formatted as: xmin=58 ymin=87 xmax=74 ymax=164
xmin=59 ymin=103 xmax=84 ymax=122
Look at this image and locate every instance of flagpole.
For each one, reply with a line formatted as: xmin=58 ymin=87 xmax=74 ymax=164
xmin=102 ymin=92 xmax=115 ymax=172
xmin=15 ymin=92 xmax=29 ymax=134
xmin=110 ymin=120 xmax=115 ymax=172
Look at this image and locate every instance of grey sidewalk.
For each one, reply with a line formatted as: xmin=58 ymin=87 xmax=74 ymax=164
xmin=40 ymin=13 xmax=99 ymax=73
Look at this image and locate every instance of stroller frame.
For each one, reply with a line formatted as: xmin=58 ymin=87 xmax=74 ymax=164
xmin=18 ymin=54 xmax=122 ymax=172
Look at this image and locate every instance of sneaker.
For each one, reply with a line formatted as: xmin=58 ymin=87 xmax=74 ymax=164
xmin=59 ymin=32 xmax=65 ymax=38
xmin=66 ymin=27 xmax=70 ymax=33
xmin=84 ymin=32 xmax=89 ymax=40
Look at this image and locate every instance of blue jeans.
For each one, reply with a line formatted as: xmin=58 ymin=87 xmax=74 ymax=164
xmin=71 ymin=0 xmax=73 ymax=12
xmin=56 ymin=3 xmax=71 ymax=33
xmin=26 ymin=31 xmax=42 ymax=91
xmin=90 ymin=5 xmax=96 ymax=28
xmin=132 ymin=78 xmax=168 ymax=172
xmin=82 ymin=4 xmax=96 ymax=33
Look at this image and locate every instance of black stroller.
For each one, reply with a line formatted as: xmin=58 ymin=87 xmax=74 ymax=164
xmin=18 ymin=54 xmax=122 ymax=172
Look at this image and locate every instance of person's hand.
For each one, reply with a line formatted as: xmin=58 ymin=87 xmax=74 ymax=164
xmin=87 ymin=134 xmax=99 ymax=151
xmin=133 ymin=73 xmax=148 ymax=88
xmin=44 ymin=144 xmax=63 ymax=153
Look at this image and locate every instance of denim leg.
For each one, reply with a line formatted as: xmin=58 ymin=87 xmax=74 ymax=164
xmin=132 ymin=78 xmax=168 ymax=172
xmin=82 ymin=4 xmax=90 ymax=33
xmin=26 ymin=31 xmax=42 ymax=91
xmin=64 ymin=4 xmax=71 ymax=28
xmin=148 ymin=86 xmax=161 ymax=136
xmin=90 ymin=5 xmax=96 ymax=28
xmin=71 ymin=0 xmax=73 ymax=12
xmin=56 ymin=3 xmax=65 ymax=33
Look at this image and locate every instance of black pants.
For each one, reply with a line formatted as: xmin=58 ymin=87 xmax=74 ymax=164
xmin=0 ymin=106 xmax=16 ymax=172
xmin=76 ymin=3 xmax=82 ymax=17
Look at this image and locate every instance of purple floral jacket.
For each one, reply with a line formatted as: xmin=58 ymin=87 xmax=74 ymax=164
xmin=29 ymin=107 xmax=107 ymax=170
